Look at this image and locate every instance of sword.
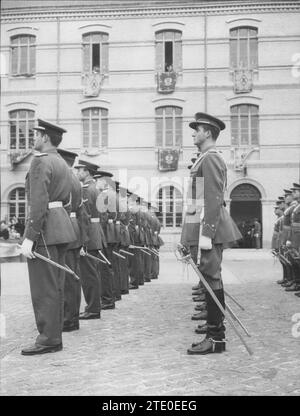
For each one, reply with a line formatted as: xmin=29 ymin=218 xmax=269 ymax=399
xmin=16 ymin=244 xmax=80 ymax=281
xmin=175 ymin=244 xmax=253 ymax=356
xmin=113 ymin=250 xmax=126 ymax=260
xmin=224 ymin=289 xmax=245 ymax=311
xmin=34 ymin=252 xmax=80 ymax=281
xmin=225 ymin=302 xmax=251 ymax=337
xmin=83 ymin=250 xmax=106 ymax=264
xmin=98 ymin=250 xmax=111 ymax=266
xmin=119 ymin=249 xmax=134 ymax=257
xmin=63 ymin=263 xmax=81 ymax=281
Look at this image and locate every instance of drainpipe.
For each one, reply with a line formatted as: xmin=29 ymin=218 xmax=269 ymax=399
xmin=56 ymin=17 xmax=61 ymax=123
xmin=204 ymin=11 xmax=208 ymax=112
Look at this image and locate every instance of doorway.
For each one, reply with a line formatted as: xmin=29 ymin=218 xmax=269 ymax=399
xmin=230 ymin=184 xmax=262 ymax=248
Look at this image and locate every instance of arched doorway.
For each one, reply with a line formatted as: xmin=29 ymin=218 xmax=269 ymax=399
xmin=230 ymin=183 xmax=262 ymax=248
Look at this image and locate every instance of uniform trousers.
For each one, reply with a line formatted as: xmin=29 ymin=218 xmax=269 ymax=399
xmin=143 ymin=249 xmax=152 ymax=281
xmin=119 ymin=248 xmax=129 ymax=293
xmin=130 ymin=247 xmax=143 ymax=287
xmin=27 ymin=244 xmax=67 ymax=346
xmin=99 ymin=246 xmax=114 ymax=305
xmin=106 ymin=244 xmax=121 ymax=300
xmin=190 ymin=244 xmax=226 ymax=340
xmin=80 ymin=250 xmax=101 ymax=314
xmin=64 ymin=247 xmax=81 ymax=327
xmin=151 ymin=250 xmax=159 ymax=279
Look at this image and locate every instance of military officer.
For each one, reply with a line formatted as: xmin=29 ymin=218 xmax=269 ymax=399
xmin=74 ymin=160 xmax=104 ymax=319
xmin=181 ymin=112 xmax=242 ymax=355
xmin=128 ymin=193 xmax=143 ymax=290
xmin=95 ymin=171 xmax=122 ymax=303
xmin=118 ymin=186 xmax=132 ymax=294
xmin=290 ymin=183 xmax=300 ymax=296
xmin=20 ymin=119 xmax=77 ymax=355
xmin=57 ymin=148 xmax=87 ymax=332
xmin=280 ymin=189 xmax=298 ymax=290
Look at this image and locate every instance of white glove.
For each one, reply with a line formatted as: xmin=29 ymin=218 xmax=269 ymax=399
xmin=20 ymin=238 xmax=35 ymax=259
xmin=199 ymin=235 xmax=212 ymax=250
xmin=286 ymin=240 xmax=292 ymax=247
xmin=80 ymin=247 xmax=86 ymax=256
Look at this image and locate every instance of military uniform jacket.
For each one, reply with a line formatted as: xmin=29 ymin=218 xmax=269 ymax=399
xmin=24 ymin=149 xmax=77 ymax=246
xmin=82 ymin=179 xmax=105 ymax=250
xmin=97 ymin=188 xmax=118 ymax=244
xmin=68 ymin=172 xmax=88 ymax=250
xmin=282 ymin=201 xmax=297 ymax=243
xmin=271 ymin=217 xmax=282 ymax=250
xmin=291 ymin=203 xmax=300 ymax=250
xmin=181 ymin=147 xmax=242 ymax=247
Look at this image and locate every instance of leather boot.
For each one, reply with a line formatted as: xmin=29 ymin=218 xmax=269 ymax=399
xmin=194 ymin=302 xmax=207 ymax=311
xmin=206 ymin=289 xmax=226 ymax=340
xmin=187 ymin=337 xmax=226 ymax=355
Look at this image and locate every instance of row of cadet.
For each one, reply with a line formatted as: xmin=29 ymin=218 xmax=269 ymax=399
xmin=58 ymin=149 xmax=164 ymax=330
xmin=271 ymin=183 xmax=300 ymax=297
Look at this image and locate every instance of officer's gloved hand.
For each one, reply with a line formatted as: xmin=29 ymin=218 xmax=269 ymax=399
xmin=20 ymin=238 xmax=35 ymax=259
xmin=199 ymin=235 xmax=212 ymax=250
xmin=80 ymin=247 xmax=86 ymax=256
xmin=286 ymin=240 xmax=292 ymax=248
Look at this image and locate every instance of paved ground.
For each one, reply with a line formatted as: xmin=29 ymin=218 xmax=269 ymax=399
xmin=1 ymin=249 xmax=300 ymax=396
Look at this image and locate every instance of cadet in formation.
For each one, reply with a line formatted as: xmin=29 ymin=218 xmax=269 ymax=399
xmin=20 ymin=121 xmax=163 ymax=354
xmin=272 ymin=183 xmax=300 ymax=296
xmin=180 ymin=112 xmax=242 ymax=355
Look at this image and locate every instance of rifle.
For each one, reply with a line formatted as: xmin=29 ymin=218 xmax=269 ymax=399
xmin=175 ymin=244 xmax=253 ymax=356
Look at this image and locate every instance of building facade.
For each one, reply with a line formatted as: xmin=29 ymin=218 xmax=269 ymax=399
xmin=1 ymin=0 xmax=300 ymax=247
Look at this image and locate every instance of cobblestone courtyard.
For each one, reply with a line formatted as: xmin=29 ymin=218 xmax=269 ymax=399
xmin=1 ymin=249 xmax=300 ymax=396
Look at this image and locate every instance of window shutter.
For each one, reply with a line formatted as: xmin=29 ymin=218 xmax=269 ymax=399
xmin=83 ymin=43 xmax=90 ymax=73
xmin=156 ymin=116 xmax=163 ymax=147
xmin=156 ymin=41 xmax=163 ymax=72
xmin=11 ymin=46 xmax=18 ymax=74
xmin=173 ymin=41 xmax=182 ymax=72
xmin=101 ymin=117 xmax=108 ymax=147
xmin=102 ymin=41 xmax=109 ymax=73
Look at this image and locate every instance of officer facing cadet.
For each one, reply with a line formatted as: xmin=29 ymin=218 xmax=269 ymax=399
xmin=180 ymin=112 xmax=242 ymax=355
xmin=20 ymin=119 xmax=77 ymax=355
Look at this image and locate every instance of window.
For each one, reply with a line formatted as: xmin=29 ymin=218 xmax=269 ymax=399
xmin=155 ymin=30 xmax=182 ymax=72
xmin=155 ymin=106 xmax=182 ymax=147
xmin=9 ymin=187 xmax=26 ymax=221
xmin=82 ymin=32 xmax=109 ymax=73
xmin=10 ymin=35 xmax=36 ymax=76
xmin=230 ymin=27 xmax=258 ymax=69
xmin=231 ymin=104 xmax=259 ymax=146
xmin=9 ymin=110 xmax=35 ymax=150
xmin=82 ymin=108 xmax=108 ymax=148
xmin=156 ymin=186 xmax=183 ymax=228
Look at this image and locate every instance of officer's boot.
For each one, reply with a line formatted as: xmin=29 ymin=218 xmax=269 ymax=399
xmin=188 ymin=289 xmax=226 ymax=355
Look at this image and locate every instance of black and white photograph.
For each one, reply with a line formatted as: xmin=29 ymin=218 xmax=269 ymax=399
xmin=1 ymin=0 xmax=300 ymax=399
